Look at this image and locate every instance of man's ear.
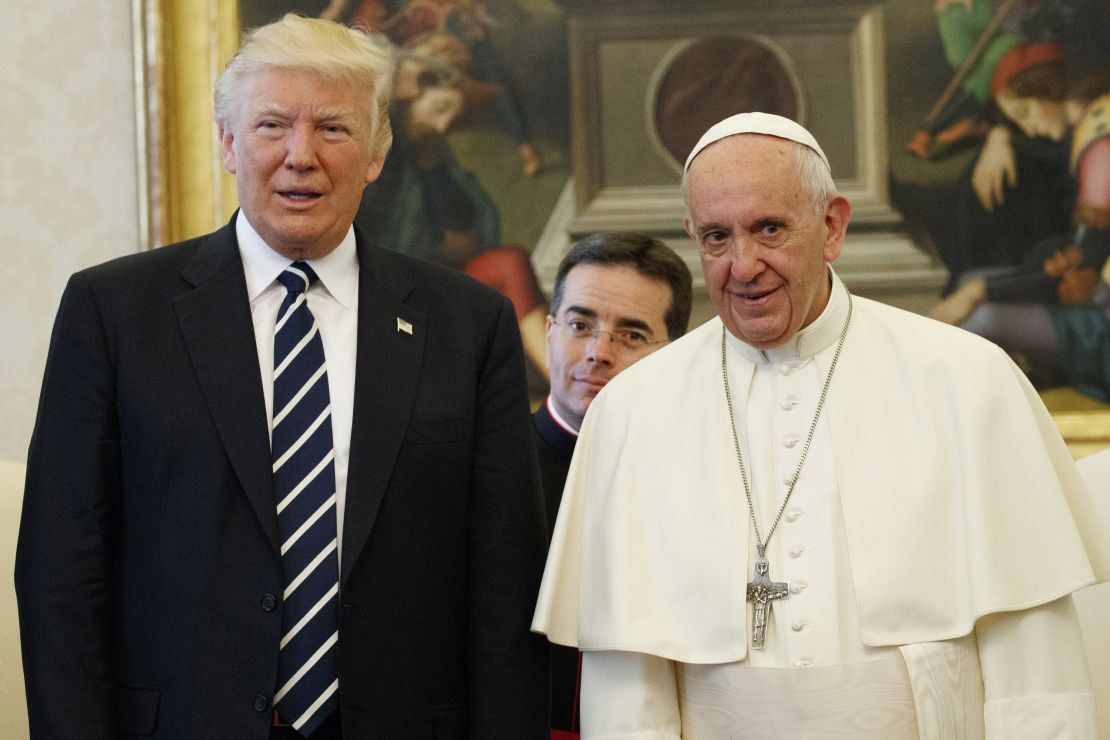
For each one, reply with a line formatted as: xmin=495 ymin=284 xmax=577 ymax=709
xmin=365 ymin=153 xmax=385 ymax=185
xmin=822 ymin=196 xmax=852 ymax=263
xmin=219 ymin=123 xmax=237 ymax=175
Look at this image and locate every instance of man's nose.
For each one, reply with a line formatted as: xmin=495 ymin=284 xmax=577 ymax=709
xmin=586 ymin=331 xmax=617 ymax=365
xmin=729 ymin=240 xmax=764 ymax=283
xmin=284 ymin=126 xmax=318 ymax=170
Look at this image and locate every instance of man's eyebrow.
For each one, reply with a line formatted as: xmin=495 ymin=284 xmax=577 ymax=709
xmin=752 ymin=216 xmax=788 ymax=227
xmin=254 ymin=103 xmax=292 ymax=119
xmin=614 ymin=318 xmax=653 ymax=333
xmin=314 ymin=107 xmax=356 ymax=123
xmin=563 ymin=305 xmax=599 ymax=319
xmin=566 ymin=306 xmax=656 ymax=334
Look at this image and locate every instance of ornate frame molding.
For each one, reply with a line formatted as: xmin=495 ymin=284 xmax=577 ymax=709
xmin=132 ymin=0 xmax=240 ymax=249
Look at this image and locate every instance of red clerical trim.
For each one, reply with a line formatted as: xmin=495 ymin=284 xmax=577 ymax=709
xmin=546 ymin=395 xmax=580 ymax=438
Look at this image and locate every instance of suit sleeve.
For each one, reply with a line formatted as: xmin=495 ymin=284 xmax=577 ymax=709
xmin=15 ymin=273 xmax=119 ymax=738
xmin=467 ymin=295 xmax=550 ymax=737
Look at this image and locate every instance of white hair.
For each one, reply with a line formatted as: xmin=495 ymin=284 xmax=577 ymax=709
xmin=681 ymin=136 xmax=837 ymax=220
xmin=214 ymin=13 xmax=396 ymax=157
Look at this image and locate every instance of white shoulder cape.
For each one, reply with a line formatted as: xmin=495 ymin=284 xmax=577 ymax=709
xmin=532 ymin=295 xmax=1110 ymax=663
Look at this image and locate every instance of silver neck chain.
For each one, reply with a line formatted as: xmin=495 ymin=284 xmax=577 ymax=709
xmin=720 ymin=292 xmax=853 ymax=558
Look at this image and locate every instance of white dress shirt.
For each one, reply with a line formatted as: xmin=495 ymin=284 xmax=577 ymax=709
xmin=236 ymin=211 xmax=358 ymax=562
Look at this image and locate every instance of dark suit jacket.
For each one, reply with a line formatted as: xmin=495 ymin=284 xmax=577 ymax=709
xmin=531 ymin=402 xmax=579 ymax=737
xmin=15 ymin=218 xmax=549 ymax=738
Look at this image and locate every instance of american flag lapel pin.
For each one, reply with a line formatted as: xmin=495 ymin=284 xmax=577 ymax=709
xmin=397 ymin=317 xmax=413 ymax=335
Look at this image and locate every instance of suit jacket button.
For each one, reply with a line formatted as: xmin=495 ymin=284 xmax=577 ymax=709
xmin=253 ymin=695 xmax=269 ymax=712
xmin=261 ymin=593 xmax=277 ymax=612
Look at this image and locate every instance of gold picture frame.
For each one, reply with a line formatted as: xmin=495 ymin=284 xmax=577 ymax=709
xmin=132 ymin=0 xmax=240 ymax=250
xmin=132 ymin=0 xmax=1110 ymax=459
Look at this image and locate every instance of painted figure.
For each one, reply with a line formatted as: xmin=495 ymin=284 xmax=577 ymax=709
xmin=355 ymin=57 xmax=549 ymax=375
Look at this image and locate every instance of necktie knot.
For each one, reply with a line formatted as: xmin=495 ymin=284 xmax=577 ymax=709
xmin=277 ymin=261 xmax=320 ymax=296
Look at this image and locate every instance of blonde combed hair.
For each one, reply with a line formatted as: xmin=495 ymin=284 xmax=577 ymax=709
xmin=214 ymin=13 xmax=396 ymax=158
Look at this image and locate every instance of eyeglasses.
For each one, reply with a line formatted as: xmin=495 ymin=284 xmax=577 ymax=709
xmin=550 ymin=317 xmax=665 ymax=352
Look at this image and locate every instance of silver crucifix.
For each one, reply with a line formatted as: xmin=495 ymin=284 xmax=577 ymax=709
xmin=746 ymin=546 xmax=789 ymax=649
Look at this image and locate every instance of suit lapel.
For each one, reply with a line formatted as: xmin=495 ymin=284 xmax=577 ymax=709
xmin=174 ymin=222 xmax=281 ymax=555
xmin=341 ymin=238 xmax=426 ymax=588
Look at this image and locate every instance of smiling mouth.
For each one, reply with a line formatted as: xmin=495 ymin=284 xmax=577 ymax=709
xmin=279 ymin=190 xmax=322 ymax=202
xmin=735 ymin=286 xmax=779 ymax=302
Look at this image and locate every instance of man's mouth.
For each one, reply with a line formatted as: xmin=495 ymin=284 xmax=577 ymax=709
xmin=279 ymin=190 xmax=322 ymax=202
xmin=735 ymin=286 xmax=779 ymax=302
xmin=576 ymin=376 xmax=609 ymax=391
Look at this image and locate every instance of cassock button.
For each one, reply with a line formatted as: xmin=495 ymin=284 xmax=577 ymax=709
xmin=261 ymin=594 xmax=277 ymax=612
xmin=789 ymin=581 xmax=808 ymax=594
xmin=783 ymin=435 xmax=799 ymax=448
xmin=794 ymin=658 xmax=816 ymax=667
xmin=783 ymin=360 xmax=805 ymax=374
xmin=785 ymin=509 xmax=803 ymax=522
xmin=789 ymin=546 xmax=804 ymax=558
xmin=253 ymin=695 xmax=269 ymax=712
xmin=791 ymin=620 xmax=811 ymax=632
xmin=781 ymin=397 xmax=800 ymax=410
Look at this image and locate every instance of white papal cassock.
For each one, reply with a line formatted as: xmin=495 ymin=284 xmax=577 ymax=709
xmin=533 ymin=269 xmax=1110 ymax=738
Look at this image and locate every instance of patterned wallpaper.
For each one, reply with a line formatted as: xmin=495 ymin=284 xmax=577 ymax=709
xmin=0 ymin=0 xmax=141 ymax=462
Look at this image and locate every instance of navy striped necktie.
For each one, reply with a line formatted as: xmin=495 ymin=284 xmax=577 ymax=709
xmin=271 ymin=262 xmax=340 ymax=734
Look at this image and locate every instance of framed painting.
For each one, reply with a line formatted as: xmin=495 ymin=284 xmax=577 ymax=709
xmin=134 ymin=0 xmax=1110 ymax=455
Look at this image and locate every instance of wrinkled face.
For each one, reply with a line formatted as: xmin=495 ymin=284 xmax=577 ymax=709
xmin=546 ymin=263 xmax=674 ymax=431
xmin=684 ymin=135 xmax=849 ymax=349
xmin=996 ymin=90 xmax=1067 ymax=141
xmin=406 ymin=86 xmax=463 ymax=145
xmin=220 ymin=67 xmax=384 ymax=261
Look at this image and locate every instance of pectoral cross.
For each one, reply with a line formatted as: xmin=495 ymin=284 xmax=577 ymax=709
xmin=746 ymin=545 xmax=789 ymax=650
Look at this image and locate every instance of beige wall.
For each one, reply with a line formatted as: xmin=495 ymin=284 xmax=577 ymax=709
xmin=0 ymin=0 xmax=141 ymax=464
xmin=0 ymin=461 xmax=28 ymax=737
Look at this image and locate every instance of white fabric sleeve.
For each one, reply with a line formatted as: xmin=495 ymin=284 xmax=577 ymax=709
xmin=976 ymin=594 xmax=1098 ymax=739
xmin=580 ymin=651 xmax=681 ymax=739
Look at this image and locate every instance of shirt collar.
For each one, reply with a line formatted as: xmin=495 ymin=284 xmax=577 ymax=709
xmin=236 ymin=210 xmax=359 ymax=307
xmin=727 ymin=266 xmax=848 ymax=365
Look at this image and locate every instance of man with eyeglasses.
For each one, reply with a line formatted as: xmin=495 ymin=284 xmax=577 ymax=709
xmin=535 ymin=232 xmax=692 ymax=738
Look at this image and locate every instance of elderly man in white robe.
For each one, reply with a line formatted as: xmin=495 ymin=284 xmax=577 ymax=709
xmin=532 ymin=112 xmax=1110 ymax=738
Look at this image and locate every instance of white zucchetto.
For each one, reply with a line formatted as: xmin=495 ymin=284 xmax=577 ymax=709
xmin=684 ymin=112 xmax=831 ymax=174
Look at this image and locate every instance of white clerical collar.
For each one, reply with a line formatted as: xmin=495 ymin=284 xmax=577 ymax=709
xmin=236 ymin=210 xmax=359 ymax=307
xmin=546 ymin=395 xmax=580 ymax=438
xmin=726 ymin=266 xmax=848 ymax=365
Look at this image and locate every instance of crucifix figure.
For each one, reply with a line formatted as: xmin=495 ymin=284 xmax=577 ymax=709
xmin=746 ymin=547 xmax=789 ymax=650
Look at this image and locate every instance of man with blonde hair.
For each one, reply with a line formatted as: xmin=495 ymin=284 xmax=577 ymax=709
xmin=17 ymin=14 xmax=548 ymax=738
xmin=534 ymin=112 xmax=1108 ymax=737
